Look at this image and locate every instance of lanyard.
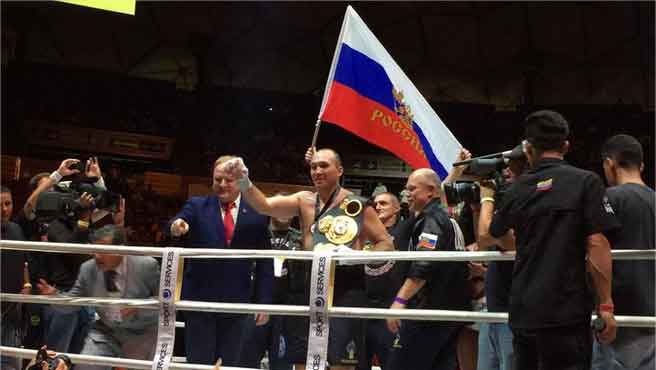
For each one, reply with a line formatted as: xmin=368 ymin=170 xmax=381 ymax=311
xmin=314 ymin=185 xmax=341 ymax=223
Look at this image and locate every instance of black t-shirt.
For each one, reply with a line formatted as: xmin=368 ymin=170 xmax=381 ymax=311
xmin=269 ymin=228 xmax=306 ymax=303
xmin=397 ymin=199 xmax=470 ymax=311
xmin=364 ymin=218 xmax=408 ymax=308
xmin=490 ymin=158 xmax=620 ymax=329
xmin=1 ymin=221 xmax=26 ymax=295
xmin=605 ymin=183 xmax=655 ymax=316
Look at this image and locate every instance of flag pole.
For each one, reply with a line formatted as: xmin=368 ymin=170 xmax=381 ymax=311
xmin=311 ymin=118 xmax=322 ymax=149
xmin=312 ymin=6 xmax=352 ymax=150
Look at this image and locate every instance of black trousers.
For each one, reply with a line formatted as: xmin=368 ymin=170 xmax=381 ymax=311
xmin=386 ymin=321 xmax=460 ymax=370
xmin=185 ymin=312 xmax=249 ymax=366
xmin=355 ymin=319 xmax=396 ymax=370
xmin=512 ymin=322 xmax=592 ymax=370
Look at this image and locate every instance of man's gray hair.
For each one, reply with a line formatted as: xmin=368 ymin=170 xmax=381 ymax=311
xmin=90 ymin=225 xmax=126 ymax=245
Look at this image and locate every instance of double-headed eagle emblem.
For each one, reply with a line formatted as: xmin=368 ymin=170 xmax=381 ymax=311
xmin=392 ymin=87 xmax=414 ymax=127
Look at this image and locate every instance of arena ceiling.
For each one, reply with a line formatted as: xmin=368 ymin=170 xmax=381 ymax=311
xmin=3 ymin=1 xmax=655 ymax=110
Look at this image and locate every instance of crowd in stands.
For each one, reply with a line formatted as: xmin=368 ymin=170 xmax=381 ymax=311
xmin=4 ymin=62 xmax=652 ymax=187
xmin=0 ymin=62 xmax=654 ymax=370
xmin=0 ymin=63 xmax=653 ymax=253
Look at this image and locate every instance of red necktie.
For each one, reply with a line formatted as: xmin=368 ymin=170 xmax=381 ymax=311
xmin=223 ymin=202 xmax=235 ymax=245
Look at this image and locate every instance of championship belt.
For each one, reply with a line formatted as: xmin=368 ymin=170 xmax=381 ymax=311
xmin=306 ymin=195 xmax=366 ymax=370
xmin=311 ymin=195 xmax=366 ymax=249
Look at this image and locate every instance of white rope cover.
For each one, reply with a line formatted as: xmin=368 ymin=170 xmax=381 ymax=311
xmin=2 ymin=293 xmax=654 ymax=328
xmin=0 ymin=346 xmax=258 ymax=370
xmin=2 ymin=239 xmax=655 ymax=262
xmin=2 ymin=238 xmax=654 ymax=370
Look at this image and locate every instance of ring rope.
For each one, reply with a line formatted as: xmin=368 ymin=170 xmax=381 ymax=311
xmin=0 ymin=346 xmax=258 ymax=370
xmin=2 ymin=240 xmax=655 ymax=262
xmin=2 ymin=239 xmax=655 ymax=369
xmin=2 ymin=293 xmax=654 ymax=328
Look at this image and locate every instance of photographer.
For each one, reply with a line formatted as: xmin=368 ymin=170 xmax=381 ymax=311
xmin=441 ymin=147 xmax=524 ymax=370
xmin=445 ymin=146 xmax=526 ymax=370
xmin=477 ymin=110 xmax=620 ymax=370
xmin=26 ymin=157 xmax=112 ymax=354
xmin=23 ymin=158 xmax=106 ymax=222
xmin=25 ymin=346 xmax=71 ymax=370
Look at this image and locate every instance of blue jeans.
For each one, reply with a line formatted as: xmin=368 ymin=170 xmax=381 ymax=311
xmin=42 ymin=305 xmax=92 ymax=353
xmin=477 ymin=322 xmax=514 ymax=370
xmin=592 ymin=327 xmax=655 ymax=370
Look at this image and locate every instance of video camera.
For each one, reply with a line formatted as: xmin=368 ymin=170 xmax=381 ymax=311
xmin=443 ymin=145 xmax=525 ymax=206
xmin=26 ymin=348 xmax=72 ymax=370
xmin=34 ymin=176 xmax=121 ymax=223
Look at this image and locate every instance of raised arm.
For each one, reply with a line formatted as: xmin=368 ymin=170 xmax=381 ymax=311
xmin=223 ymin=157 xmax=302 ymax=219
xmin=24 ymin=159 xmax=80 ymax=219
xmin=441 ymin=148 xmax=472 ymax=206
xmin=477 ymin=180 xmax=516 ymax=251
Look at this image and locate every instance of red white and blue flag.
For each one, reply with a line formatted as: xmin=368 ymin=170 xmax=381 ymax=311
xmin=319 ymin=6 xmax=462 ymax=179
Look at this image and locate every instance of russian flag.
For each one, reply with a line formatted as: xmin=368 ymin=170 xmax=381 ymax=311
xmin=318 ymin=6 xmax=461 ymax=179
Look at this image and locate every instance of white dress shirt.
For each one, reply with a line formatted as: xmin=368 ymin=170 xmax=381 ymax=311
xmin=220 ymin=194 xmax=241 ymax=225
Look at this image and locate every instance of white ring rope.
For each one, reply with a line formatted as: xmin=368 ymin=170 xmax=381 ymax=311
xmin=2 ymin=238 xmax=654 ymax=370
xmin=0 ymin=346 xmax=258 ymax=370
xmin=2 ymin=240 xmax=655 ymax=261
xmin=2 ymin=293 xmax=654 ymax=328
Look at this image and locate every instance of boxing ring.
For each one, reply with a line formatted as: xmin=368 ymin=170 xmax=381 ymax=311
xmin=1 ymin=240 xmax=654 ymax=370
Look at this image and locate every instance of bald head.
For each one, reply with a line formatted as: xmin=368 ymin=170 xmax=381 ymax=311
xmin=411 ymin=168 xmax=441 ymax=189
xmin=315 ymin=148 xmax=342 ymax=168
xmin=406 ymin=168 xmax=441 ymax=214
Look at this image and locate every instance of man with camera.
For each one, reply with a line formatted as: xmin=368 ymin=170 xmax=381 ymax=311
xmin=478 ymin=110 xmax=620 ymax=370
xmin=25 ymin=157 xmax=118 ymax=354
xmin=38 ymin=225 xmax=160 ymax=370
xmin=385 ymin=168 xmax=470 ymax=370
xmin=25 ymin=346 xmax=72 ymax=370
xmin=442 ymin=147 xmax=526 ymax=370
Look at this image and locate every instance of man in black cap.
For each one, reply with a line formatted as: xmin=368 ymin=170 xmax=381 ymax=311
xmin=478 ymin=110 xmax=620 ymax=370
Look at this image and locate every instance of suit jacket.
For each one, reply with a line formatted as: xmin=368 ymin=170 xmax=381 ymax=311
xmin=66 ymin=255 xmax=160 ymax=333
xmin=170 ymin=195 xmax=273 ymax=304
